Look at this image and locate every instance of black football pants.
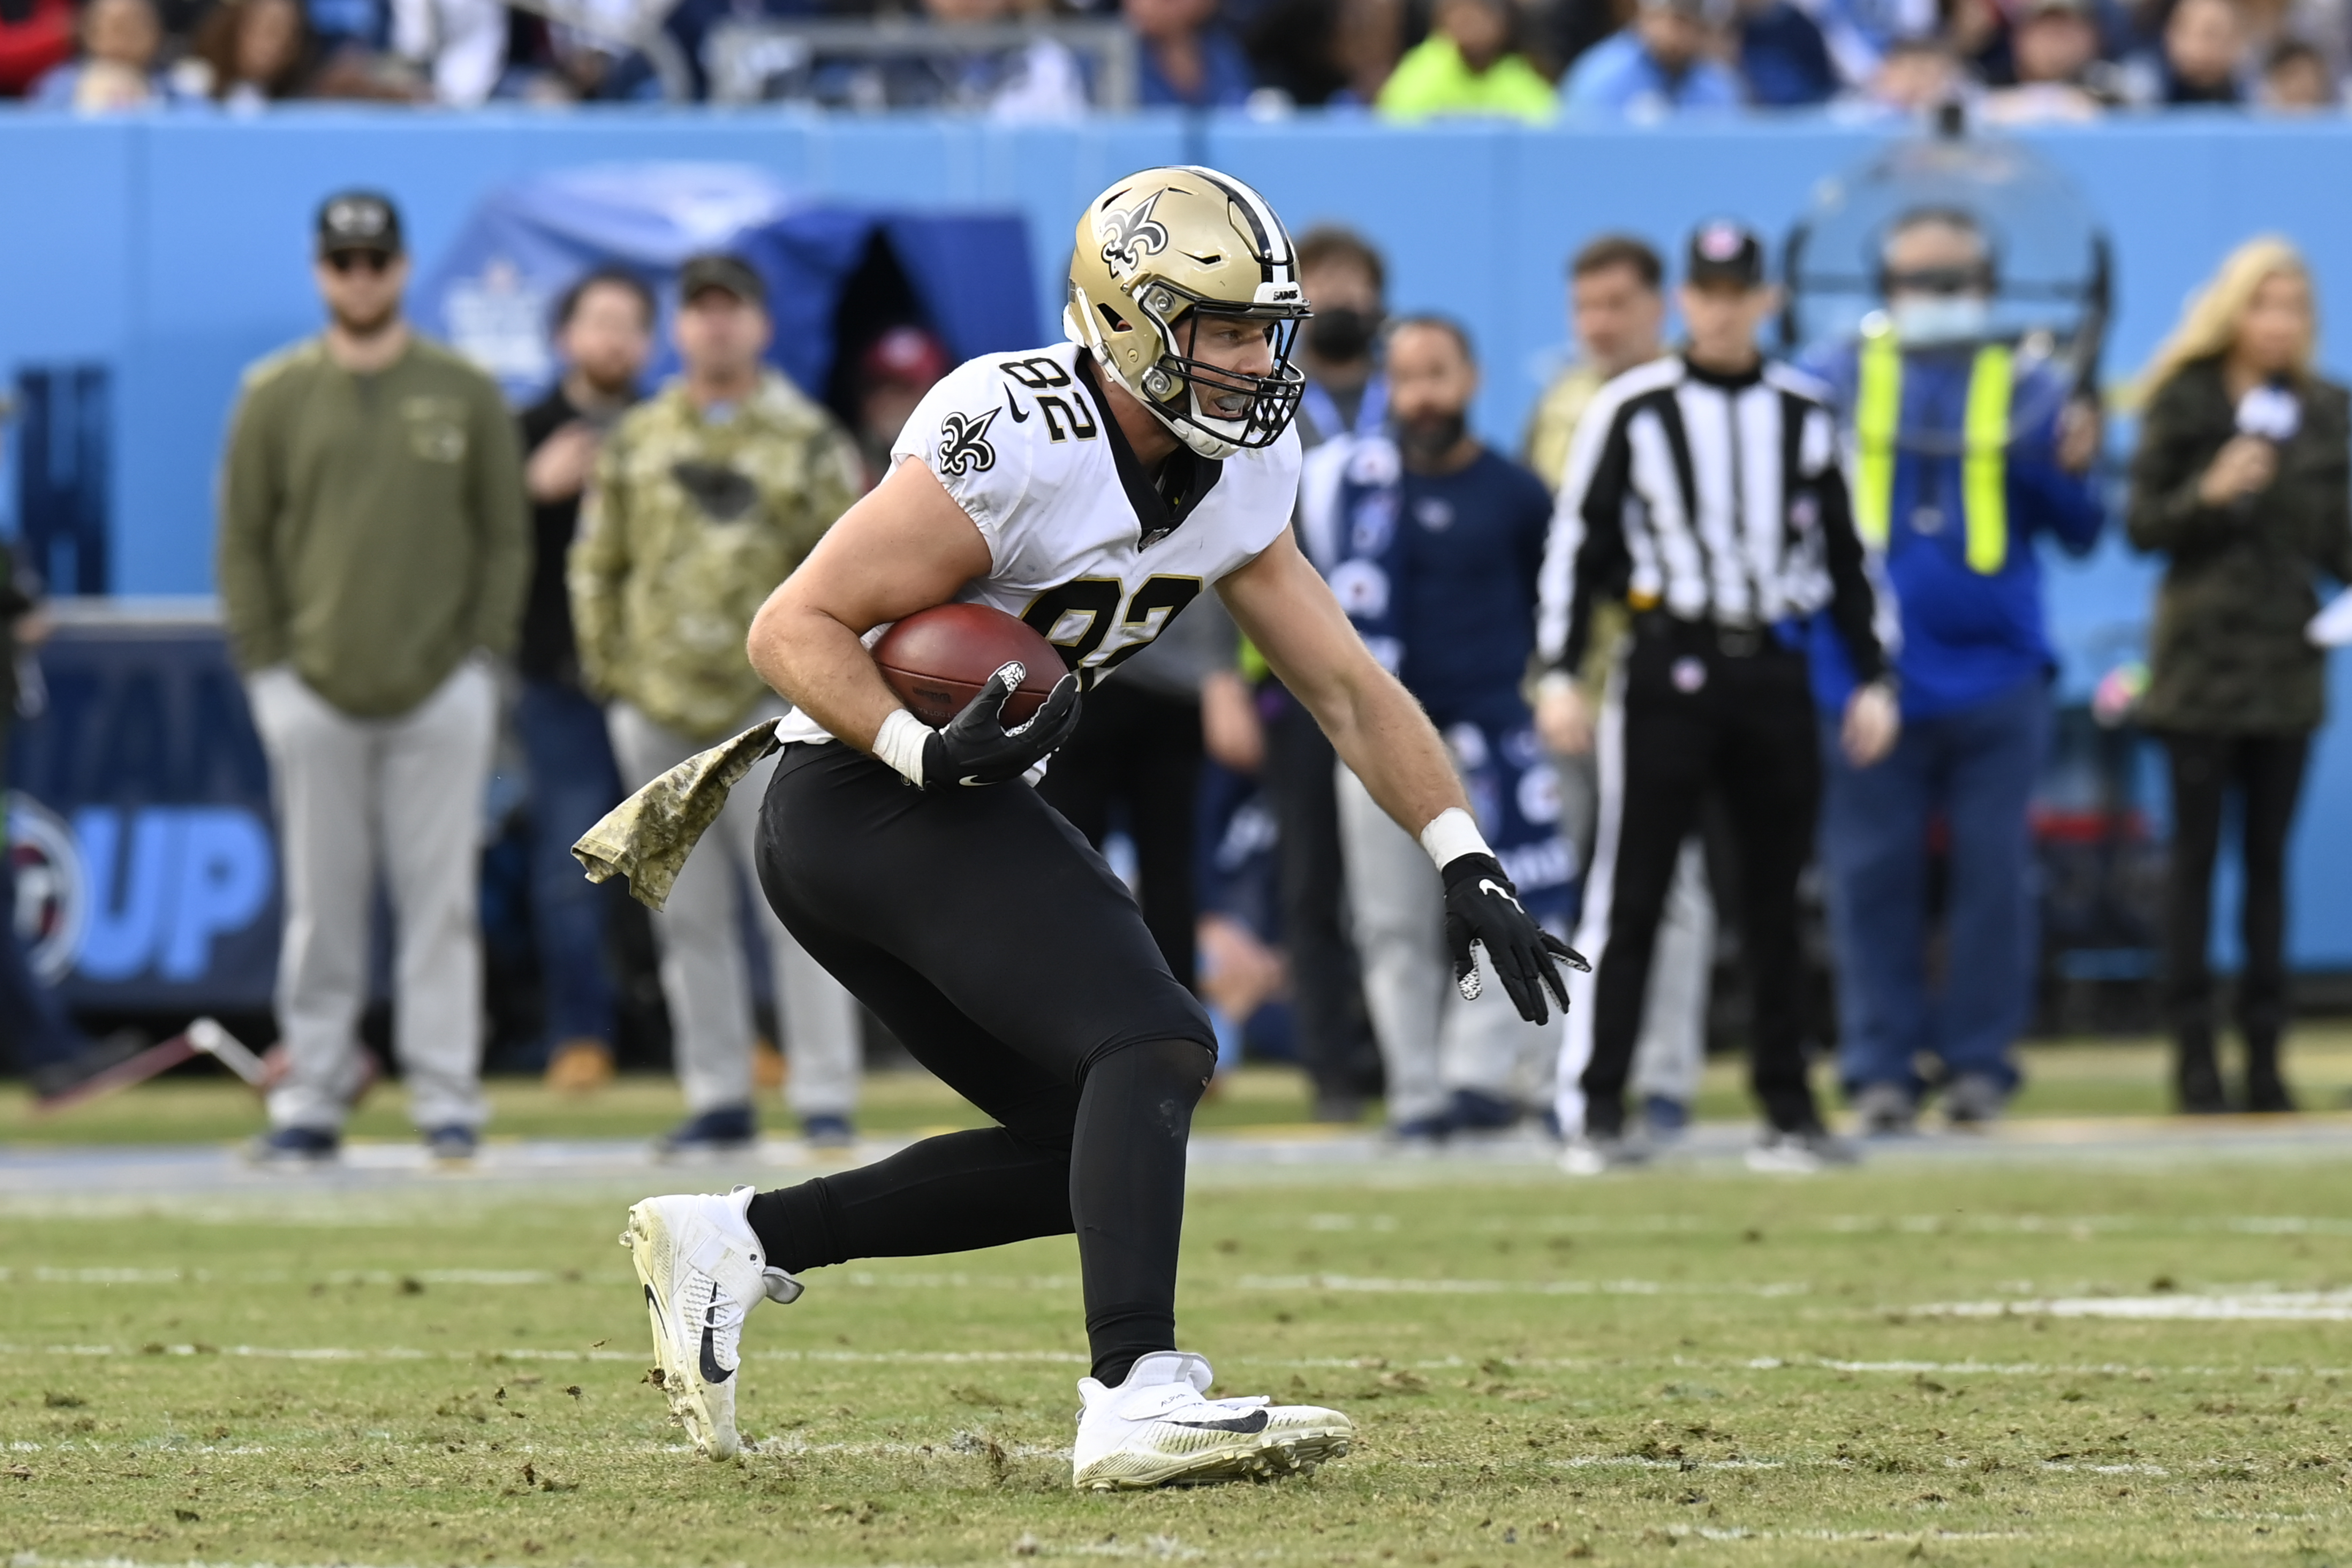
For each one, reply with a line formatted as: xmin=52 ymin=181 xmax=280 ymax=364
xmin=1572 ymin=619 xmax=1823 ymax=1136
xmin=1034 ymin=680 xmax=1204 ymax=988
xmin=744 ymin=742 xmax=1217 ymax=1387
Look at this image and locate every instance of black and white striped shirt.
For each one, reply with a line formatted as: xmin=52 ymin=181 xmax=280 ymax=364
xmin=1535 ymin=354 xmax=1886 ymax=682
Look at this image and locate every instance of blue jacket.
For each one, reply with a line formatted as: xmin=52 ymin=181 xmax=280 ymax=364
xmin=1138 ymin=27 xmax=1258 ymax=108
xmin=1559 ymin=32 xmax=1742 ymax=119
xmin=1391 ymin=448 xmax=1555 ymax=730
xmin=1799 ymin=343 xmax=2104 ymax=719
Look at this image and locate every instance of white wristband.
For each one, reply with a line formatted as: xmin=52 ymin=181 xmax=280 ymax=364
xmin=1535 ymin=670 xmax=1578 ymax=701
xmin=1418 ymin=806 xmax=1492 ymax=873
xmin=873 ymin=708 xmax=932 ymax=787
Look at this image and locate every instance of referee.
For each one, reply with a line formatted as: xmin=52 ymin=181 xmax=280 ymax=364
xmin=1536 ymin=220 xmax=1898 ymax=1173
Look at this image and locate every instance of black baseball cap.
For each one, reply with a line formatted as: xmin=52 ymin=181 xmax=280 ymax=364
xmin=1685 ymin=218 xmax=1767 ymax=289
xmin=678 ymin=253 xmax=767 ymax=308
xmin=316 ymin=190 xmax=403 ymax=257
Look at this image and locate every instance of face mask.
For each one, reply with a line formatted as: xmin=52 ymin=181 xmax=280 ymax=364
xmin=1888 ymin=295 xmax=1991 ymax=346
xmin=1397 ymin=411 xmax=1467 ymax=466
xmin=1308 ymin=306 xmax=1379 ymax=362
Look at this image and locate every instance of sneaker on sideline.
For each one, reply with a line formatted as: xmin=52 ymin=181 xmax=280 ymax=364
xmin=245 ymin=1125 xmax=340 ymax=1166
xmin=656 ymin=1105 xmax=757 ymax=1161
xmin=1746 ymin=1124 xmax=1860 ymax=1174
xmin=1640 ymin=1094 xmax=1690 ymax=1141
xmin=800 ymin=1113 xmax=856 ymax=1150
xmin=1558 ymin=1130 xmax=1652 ymax=1176
xmin=423 ymin=1124 xmax=478 ymax=1164
xmin=1444 ymin=1087 xmax=1522 ymax=1135
xmin=1850 ymin=1081 xmax=1918 ymax=1137
xmin=1942 ymin=1072 xmax=2008 ymax=1129
xmin=544 ymin=1038 xmax=615 ymax=1094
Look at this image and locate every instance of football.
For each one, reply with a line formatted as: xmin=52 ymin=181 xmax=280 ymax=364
xmin=873 ymin=602 xmax=1069 ymax=728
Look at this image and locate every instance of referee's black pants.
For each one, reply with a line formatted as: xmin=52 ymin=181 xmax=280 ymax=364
xmin=742 ymin=743 xmax=1218 ymax=1387
xmin=1567 ymin=618 xmax=1824 ymax=1137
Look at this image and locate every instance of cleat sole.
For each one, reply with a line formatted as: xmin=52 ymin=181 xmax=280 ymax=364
xmin=622 ymin=1200 xmax=739 ymax=1460
xmin=1073 ymin=1424 xmax=1353 ymax=1491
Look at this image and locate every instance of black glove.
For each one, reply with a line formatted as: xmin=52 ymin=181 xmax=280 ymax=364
xmin=922 ymin=662 xmax=1082 ymax=788
xmin=1440 ymin=852 xmax=1590 ymax=1026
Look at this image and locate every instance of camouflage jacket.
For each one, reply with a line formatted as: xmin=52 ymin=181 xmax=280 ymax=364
xmin=2126 ymin=357 xmax=2352 ymax=735
xmin=569 ymin=373 xmax=862 ymax=741
xmin=1520 ymin=361 xmax=1609 ymax=496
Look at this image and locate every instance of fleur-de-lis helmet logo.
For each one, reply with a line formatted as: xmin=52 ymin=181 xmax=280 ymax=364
xmin=937 ymin=406 xmax=1001 ymax=478
xmin=1097 ymin=190 xmax=1171 ymax=280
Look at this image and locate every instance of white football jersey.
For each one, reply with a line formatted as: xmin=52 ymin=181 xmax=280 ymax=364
xmin=775 ymin=340 xmax=1301 ymax=747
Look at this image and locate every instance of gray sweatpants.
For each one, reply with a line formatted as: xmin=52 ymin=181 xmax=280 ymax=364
xmin=1336 ymin=765 xmax=1562 ymax=1127
xmin=248 ymin=660 xmax=495 ymax=1135
xmin=608 ymin=701 xmax=861 ymax=1120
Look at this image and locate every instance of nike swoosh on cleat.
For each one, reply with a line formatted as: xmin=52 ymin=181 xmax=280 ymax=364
xmin=700 ymin=1308 xmax=733 ymax=1384
xmin=1166 ymin=1411 xmax=1270 ymax=1435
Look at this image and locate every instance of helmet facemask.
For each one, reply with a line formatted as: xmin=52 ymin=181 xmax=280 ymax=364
xmin=1133 ymin=291 xmax=1308 ymax=458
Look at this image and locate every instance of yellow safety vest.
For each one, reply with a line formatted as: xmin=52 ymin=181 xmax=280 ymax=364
xmin=1852 ymin=326 xmax=2013 ymax=575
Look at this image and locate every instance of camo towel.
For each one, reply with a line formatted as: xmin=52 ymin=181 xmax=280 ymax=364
xmin=572 ymin=719 xmax=784 ymax=911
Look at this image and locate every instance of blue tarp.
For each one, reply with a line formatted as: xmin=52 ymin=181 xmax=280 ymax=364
xmin=417 ymin=162 xmax=1041 ymax=404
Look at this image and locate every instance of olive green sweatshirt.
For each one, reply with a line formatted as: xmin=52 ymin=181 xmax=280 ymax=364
xmin=217 ymin=335 xmax=529 ymax=718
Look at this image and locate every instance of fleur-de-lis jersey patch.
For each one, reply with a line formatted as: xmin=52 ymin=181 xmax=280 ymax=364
xmin=937 ymin=407 xmax=1002 ymax=478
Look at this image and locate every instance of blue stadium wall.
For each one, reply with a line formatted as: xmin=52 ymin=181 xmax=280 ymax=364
xmin=0 ymin=109 xmax=2348 ymax=969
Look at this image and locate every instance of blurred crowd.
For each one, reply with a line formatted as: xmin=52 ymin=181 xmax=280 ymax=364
xmin=3 ymin=0 xmax=2352 ymax=113
xmin=3 ymin=175 xmax=2344 ymax=1167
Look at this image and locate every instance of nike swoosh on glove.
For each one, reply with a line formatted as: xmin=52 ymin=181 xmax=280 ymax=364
xmin=922 ymin=662 xmax=1083 ymax=788
xmin=1440 ymin=852 xmax=1590 ymax=1025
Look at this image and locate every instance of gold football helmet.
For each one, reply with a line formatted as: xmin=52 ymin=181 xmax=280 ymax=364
xmin=1064 ymin=166 xmax=1311 ymax=460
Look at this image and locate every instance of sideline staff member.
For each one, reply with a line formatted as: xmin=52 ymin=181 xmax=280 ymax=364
xmin=1538 ymin=220 xmax=1896 ymax=1173
xmin=1320 ymin=317 xmax=1565 ymax=1140
xmin=220 ymin=190 xmax=528 ymax=1163
xmin=570 ymin=253 xmax=867 ymax=1156
xmin=1801 ymin=209 xmax=2103 ymax=1133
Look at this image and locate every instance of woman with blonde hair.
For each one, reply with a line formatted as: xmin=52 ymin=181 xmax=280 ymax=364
xmin=2127 ymin=235 xmax=2351 ymax=1114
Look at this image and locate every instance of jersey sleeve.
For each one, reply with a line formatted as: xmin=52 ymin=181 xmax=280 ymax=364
xmin=1215 ymin=422 xmax=1303 ymax=579
xmin=890 ymin=359 xmax=1035 ymax=571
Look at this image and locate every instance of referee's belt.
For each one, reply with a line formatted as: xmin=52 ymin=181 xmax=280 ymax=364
xmin=1632 ymin=611 xmax=1780 ymax=660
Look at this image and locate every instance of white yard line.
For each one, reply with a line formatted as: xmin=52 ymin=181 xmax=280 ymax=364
xmin=1234 ymin=1272 xmax=1810 ymax=1296
xmin=0 ymin=1268 xmax=555 ymax=1285
xmin=1915 ymin=1290 xmax=2352 ymax=1321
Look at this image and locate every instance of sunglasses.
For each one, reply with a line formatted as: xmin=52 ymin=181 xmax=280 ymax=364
xmin=1885 ymin=266 xmax=1987 ymax=296
xmin=324 ymin=249 xmax=397 ymax=275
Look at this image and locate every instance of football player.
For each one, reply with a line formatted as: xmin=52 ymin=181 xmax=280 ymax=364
xmin=610 ymin=166 xmax=1583 ymax=1489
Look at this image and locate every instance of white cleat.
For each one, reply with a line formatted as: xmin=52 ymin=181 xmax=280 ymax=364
xmin=1071 ymin=1350 xmax=1352 ymax=1491
xmin=620 ymin=1184 xmax=802 ymax=1459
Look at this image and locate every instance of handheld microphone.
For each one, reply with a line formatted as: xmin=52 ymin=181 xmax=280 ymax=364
xmin=2230 ymin=376 xmax=2298 ymax=516
xmin=2236 ymin=376 xmax=2300 ymax=442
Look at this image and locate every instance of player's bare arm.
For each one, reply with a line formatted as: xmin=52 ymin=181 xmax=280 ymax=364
xmin=1218 ymin=526 xmax=1466 ymax=838
xmin=745 ymin=457 xmax=1081 ymax=790
xmin=1221 ymin=527 xmax=1586 ymax=1024
xmin=744 ymin=457 xmax=990 ymax=751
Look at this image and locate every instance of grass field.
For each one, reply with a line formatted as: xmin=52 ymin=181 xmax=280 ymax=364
xmin=9 ymin=1030 xmax=2352 ymax=1147
xmin=5 ymin=1107 xmax=2352 ymax=1563
xmin=5 ymin=1041 xmax=2352 ymax=1565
